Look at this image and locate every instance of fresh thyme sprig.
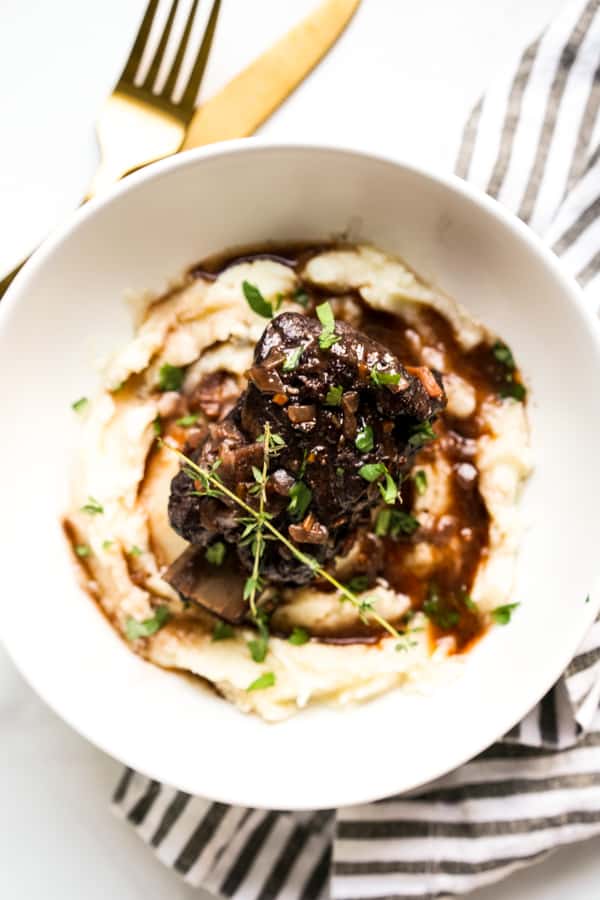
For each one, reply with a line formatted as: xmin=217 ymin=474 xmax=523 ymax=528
xmin=163 ymin=440 xmax=406 ymax=642
xmin=242 ymin=422 xmax=275 ymax=617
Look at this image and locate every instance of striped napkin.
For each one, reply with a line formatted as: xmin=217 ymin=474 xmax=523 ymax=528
xmin=113 ymin=0 xmax=600 ymax=896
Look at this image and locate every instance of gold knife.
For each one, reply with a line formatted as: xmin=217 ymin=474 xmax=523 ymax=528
xmin=181 ymin=0 xmax=361 ymax=149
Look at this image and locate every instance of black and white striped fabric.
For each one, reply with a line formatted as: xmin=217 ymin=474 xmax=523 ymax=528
xmin=113 ymin=1 xmax=600 ymax=895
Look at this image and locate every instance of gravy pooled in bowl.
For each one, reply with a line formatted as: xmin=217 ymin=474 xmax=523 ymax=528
xmin=64 ymin=243 xmax=532 ymax=721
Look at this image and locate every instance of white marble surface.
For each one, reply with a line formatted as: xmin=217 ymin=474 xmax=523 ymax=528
xmin=3 ymin=0 xmax=600 ymax=897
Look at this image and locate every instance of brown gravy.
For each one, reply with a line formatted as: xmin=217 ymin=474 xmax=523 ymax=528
xmin=181 ymin=245 xmax=526 ymax=653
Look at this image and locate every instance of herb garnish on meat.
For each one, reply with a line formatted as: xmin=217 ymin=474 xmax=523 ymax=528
xmin=359 ymin=463 xmax=398 ymax=504
xmin=375 ymin=508 xmax=419 ymax=537
xmin=282 ymin=345 xmax=305 ymax=372
xmin=165 ymin=440 xmax=411 ymax=644
xmin=355 ymin=424 xmax=374 ymax=452
xmin=166 ymin=310 xmax=446 ymax=643
xmin=370 ymin=369 xmax=402 ymax=387
xmin=413 ymin=469 xmax=428 ymax=495
xmin=288 ymin=480 xmax=312 ymax=520
xmin=408 ymin=420 xmax=436 ymax=449
xmin=325 ymin=385 xmax=343 ymax=405
xmin=205 ymin=541 xmax=226 ymax=565
xmin=316 ymin=301 xmax=340 ymax=349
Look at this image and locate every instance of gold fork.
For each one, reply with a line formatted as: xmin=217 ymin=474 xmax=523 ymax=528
xmin=0 ymin=0 xmax=220 ymax=297
xmin=87 ymin=0 xmax=221 ymax=199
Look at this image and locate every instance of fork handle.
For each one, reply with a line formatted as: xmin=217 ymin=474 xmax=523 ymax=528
xmin=84 ymin=159 xmax=133 ymax=203
xmin=0 ymin=99 xmax=185 ymax=297
xmin=85 ymin=95 xmax=185 ymax=202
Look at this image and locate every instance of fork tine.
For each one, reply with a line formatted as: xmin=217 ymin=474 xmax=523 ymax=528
xmin=162 ymin=0 xmax=199 ymax=99
xmin=119 ymin=0 xmax=161 ymax=85
xmin=179 ymin=0 xmax=221 ymax=112
xmin=142 ymin=0 xmax=180 ymax=91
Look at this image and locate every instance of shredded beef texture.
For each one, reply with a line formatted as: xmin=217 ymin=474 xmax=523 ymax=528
xmin=167 ymin=312 xmax=446 ymax=605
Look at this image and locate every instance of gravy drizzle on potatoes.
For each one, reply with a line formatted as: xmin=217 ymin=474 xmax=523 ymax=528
xmin=65 ymin=244 xmax=532 ymax=722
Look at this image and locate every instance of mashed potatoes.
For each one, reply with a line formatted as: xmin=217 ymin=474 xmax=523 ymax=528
xmin=66 ymin=245 xmax=532 ymax=722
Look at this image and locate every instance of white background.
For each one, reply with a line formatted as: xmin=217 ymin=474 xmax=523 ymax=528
xmin=3 ymin=0 xmax=600 ymax=897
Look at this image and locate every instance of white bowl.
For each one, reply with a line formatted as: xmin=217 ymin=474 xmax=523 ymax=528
xmin=1 ymin=141 xmax=600 ymax=811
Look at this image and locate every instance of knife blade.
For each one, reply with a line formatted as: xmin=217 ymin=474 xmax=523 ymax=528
xmin=181 ymin=0 xmax=361 ymax=150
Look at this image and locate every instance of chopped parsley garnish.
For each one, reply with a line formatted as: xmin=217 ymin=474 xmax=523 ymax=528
xmin=336 ymin=466 xmax=344 ymax=478
xmin=492 ymin=340 xmax=516 ymax=370
xmin=493 ymin=342 xmax=525 ymax=401
xmin=158 ymin=363 xmax=184 ymax=392
xmin=81 ymin=496 xmax=104 ymax=515
xmin=379 ymin=472 xmax=398 ymax=504
xmin=320 ymin=332 xmax=340 ymax=349
xmin=355 ymin=424 xmax=374 ymax=453
xmin=248 ymin=636 xmax=268 ymax=663
xmin=491 ymin=603 xmax=519 ymax=625
xmin=129 ymin=545 xmax=143 ymax=557
xmin=358 ymin=462 xmax=398 ymax=502
xmin=408 ymin=420 xmax=436 ymax=450
xmin=247 ymin=671 xmax=276 ymax=692
xmin=282 ymin=344 xmax=305 ymax=372
xmin=359 ymin=462 xmax=387 ymax=482
xmin=375 ymin=508 xmax=391 ymax=537
xmin=125 ymin=605 xmax=170 ymax=640
xmin=375 ymin=507 xmax=419 ymax=537
xmin=176 ymin=413 xmax=200 ymax=427
xmin=243 ymin=280 xmax=273 ymax=318
xmin=298 ymin=449 xmax=309 ymax=477
xmin=316 ymin=301 xmax=340 ymax=349
xmin=102 ymin=540 xmax=113 ymax=550
xmin=75 ymin=544 xmax=90 ymax=558
xmin=422 ymin=585 xmax=460 ymax=630
xmin=371 ymin=369 xmax=402 ymax=387
xmin=72 ymin=397 xmax=88 ymax=413
xmin=346 ymin=574 xmax=370 ymax=593
xmin=205 ymin=541 xmax=226 ymax=566
xmin=152 ymin=416 xmax=162 ymax=436
xmin=293 ymin=288 xmax=309 ymax=307
xmin=462 ymin=593 xmax=477 ymax=611
xmin=288 ymin=626 xmax=310 ymax=645
xmin=325 ymin=385 xmax=343 ymax=406
xmin=413 ymin=469 xmax=428 ymax=495
xmin=212 ymin=621 xmax=234 ymax=641
xmin=499 ymin=379 xmax=526 ymax=401
xmin=288 ymin=480 xmax=312 ymax=520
